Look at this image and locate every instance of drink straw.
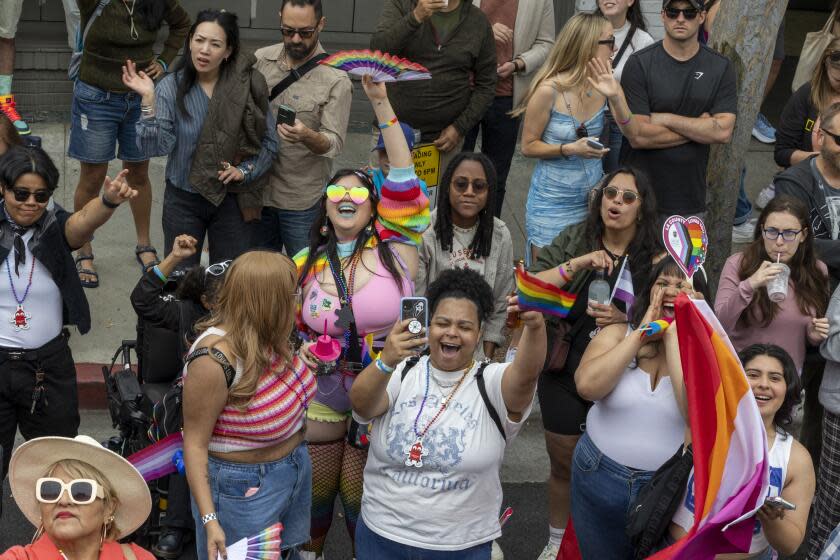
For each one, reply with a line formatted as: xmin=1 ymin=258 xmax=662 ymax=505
xmin=776 ymin=252 xmax=780 ymax=264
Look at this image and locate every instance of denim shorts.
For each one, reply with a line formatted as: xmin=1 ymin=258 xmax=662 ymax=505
xmin=68 ymin=80 xmax=147 ymax=164
xmin=355 ymin=517 xmax=492 ymax=559
xmin=191 ymin=443 xmax=312 ymax=558
xmin=570 ymin=432 xmax=655 ymax=560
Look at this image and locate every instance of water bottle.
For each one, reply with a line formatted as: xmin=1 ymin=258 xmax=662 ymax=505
xmin=588 ymin=270 xmax=611 ymax=305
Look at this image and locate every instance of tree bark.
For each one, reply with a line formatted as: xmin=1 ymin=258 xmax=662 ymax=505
xmin=704 ymin=0 xmax=788 ymax=296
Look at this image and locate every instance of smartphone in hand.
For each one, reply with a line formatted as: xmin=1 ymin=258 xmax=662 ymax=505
xmin=400 ymin=297 xmax=429 ymax=346
xmin=277 ymin=104 xmax=296 ymax=127
xmin=586 ymin=139 xmax=605 ymax=150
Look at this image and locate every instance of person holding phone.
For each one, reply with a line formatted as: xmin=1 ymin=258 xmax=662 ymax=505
xmin=253 ymin=0 xmax=353 ymax=257
xmin=294 ymin=75 xmax=429 ymax=557
xmin=349 ymin=268 xmax=546 ymax=558
xmin=667 ymin=344 xmax=815 ymax=559
xmin=514 ymin=13 xmax=613 ymax=265
xmin=126 ymin=9 xmax=277 ymax=270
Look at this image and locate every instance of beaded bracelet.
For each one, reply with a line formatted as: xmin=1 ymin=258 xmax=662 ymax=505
xmin=617 ymin=112 xmax=633 ymax=126
xmin=375 ymin=357 xmax=395 ymax=375
xmin=378 ymin=117 xmax=398 ymax=130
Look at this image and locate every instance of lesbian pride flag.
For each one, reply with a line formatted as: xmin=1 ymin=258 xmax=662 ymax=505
xmin=650 ymin=294 xmax=769 ymax=560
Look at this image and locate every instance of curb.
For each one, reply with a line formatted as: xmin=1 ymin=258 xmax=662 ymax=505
xmin=77 ymin=363 xmax=108 ymax=410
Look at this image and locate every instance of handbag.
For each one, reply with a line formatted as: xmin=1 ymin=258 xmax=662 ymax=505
xmin=68 ymin=0 xmax=111 ymax=81
xmin=544 ymin=319 xmax=572 ymax=371
xmin=626 ymin=444 xmax=694 ymax=559
xmin=792 ymin=8 xmax=839 ymax=92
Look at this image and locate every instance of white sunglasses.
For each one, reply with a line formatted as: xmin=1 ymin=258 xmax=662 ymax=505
xmin=36 ymin=477 xmax=105 ymax=505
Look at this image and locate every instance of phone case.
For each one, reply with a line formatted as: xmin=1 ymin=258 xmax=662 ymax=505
xmin=400 ymin=297 xmax=429 ymax=337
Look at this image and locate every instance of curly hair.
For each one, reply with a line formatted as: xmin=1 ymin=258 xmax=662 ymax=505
xmin=175 ymin=265 xmax=226 ymax=307
xmin=434 ymin=152 xmax=497 ymax=259
xmin=426 ymin=268 xmax=494 ymax=326
xmin=738 ymin=344 xmax=802 ymax=430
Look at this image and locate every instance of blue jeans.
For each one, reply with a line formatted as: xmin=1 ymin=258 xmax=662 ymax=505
xmin=355 ymin=517 xmax=492 ymax=560
xmin=570 ymin=432 xmax=655 ymax=560
xmin=463 ymin=96 xmax=521 ymax=217
xmin=161 ymin=184 xmax=254 ymax=270
xmin=68 ymin=80 xmax=146 ymax=163
xmin=734 ymin=167 xmax=753 ymax=226
xmin=252 ymin=201 xmax=321 ymax=257
xmin=191 ymin=443 xmax=312 ymax=560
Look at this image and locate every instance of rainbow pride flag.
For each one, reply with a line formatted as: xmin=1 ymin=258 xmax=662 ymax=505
xmin=127 ymin=432 xmax=184 ymax=482
xmin=515 ymin=267 xmax=576 ymax=318
xmin=650 ymin=294 xmax=769 ymax=560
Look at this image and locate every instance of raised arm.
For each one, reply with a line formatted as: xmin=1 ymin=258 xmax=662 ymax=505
xmin=713 ymin=254 xmax=767 ymax=334
xmin=369 ymin=0 xmax=435 ymax=54
xmin=64 ymin=169 xmax=137 ymax=249
xmin=574 ymin=322 xmax=642 ymax=401
xmin=500 ymin=306 xmax=546 ymax=419
xmin=125 ymin=62 xmax=178 ymax=158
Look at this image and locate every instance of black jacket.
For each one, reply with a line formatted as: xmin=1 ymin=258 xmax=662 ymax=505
xmin=0 ymin=202 xmax=90 ymax=334
xmin=775 ymin=83 xmax=818 ymax=168
xmin=130 ymin=270 xmax=207 ymax=358
xmin=773 ymin=156 xmax=840 ymax=282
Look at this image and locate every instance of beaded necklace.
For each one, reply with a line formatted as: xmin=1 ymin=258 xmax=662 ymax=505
xmin=404 ymin=359 xmax=473 ymax=468
xmin=6 ymin=251 xmax=35 ymax=332
xmin=327 ymin=251 xmax=361 ymax=359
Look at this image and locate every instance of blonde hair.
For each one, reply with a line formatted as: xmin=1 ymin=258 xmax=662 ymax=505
xmin=811 ymin=37 xmax=840 ymax=112
xmin=42 ymin=459 xmax=120 ymax=540
xmin=194 ymin=251 xmax=298 ymax=403
xmin=512 ymin=12 xmax=609 ymax=117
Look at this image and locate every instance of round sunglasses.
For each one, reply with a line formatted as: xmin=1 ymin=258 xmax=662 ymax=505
xmin=602 ymin=185 xmax=641 ymax=204
xmin=325 ymin=184 xmax=370 ymax=204
xmin=36 ymin=477 xmax=104 ymax=505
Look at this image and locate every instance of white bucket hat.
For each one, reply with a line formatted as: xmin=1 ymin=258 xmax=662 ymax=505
xmin=9 ymin=435 xmax=151 ymax=538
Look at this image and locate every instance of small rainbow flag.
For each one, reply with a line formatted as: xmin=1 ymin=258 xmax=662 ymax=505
xmin=640 ymin=317 xmax=674 ymax=338
xmin=515 ymin=267 xmax=576 ymax=318
xmin=127 ymin=432 xmax=183 ymax=482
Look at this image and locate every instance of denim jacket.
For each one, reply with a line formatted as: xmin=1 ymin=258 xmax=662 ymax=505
xmin=0 ymin=202 xmax=91 ymax=335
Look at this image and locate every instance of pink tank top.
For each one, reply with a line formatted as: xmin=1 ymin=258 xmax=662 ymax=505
xmin=302 ymin=247 xmax=413 ymax=339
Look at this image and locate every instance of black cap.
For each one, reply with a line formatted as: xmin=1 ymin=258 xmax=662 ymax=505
xmin=662 ymin=0 xmax=705 ymax=10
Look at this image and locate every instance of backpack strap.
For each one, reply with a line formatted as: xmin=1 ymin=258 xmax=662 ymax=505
xmin=475 ymin=361 xmax=506 ymax=440
xmin=184 ymin=347 xmax=236 ymax=388
xmin=400 ymin=355 xmax=422 ymax=382
xmin=269 ymin=53 xmax=329 ymax=102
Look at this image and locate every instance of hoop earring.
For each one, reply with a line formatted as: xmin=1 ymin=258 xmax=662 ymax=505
xmin=31 ymin=524 xmax=44 ymax=544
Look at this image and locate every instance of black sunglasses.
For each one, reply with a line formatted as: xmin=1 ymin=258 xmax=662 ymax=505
xmin=603 ymin=185 xmax=641 ymax=204
xmin=576 ymin=123 xmax=589 ymax=139
xmin=10 ymin=187 xmax=50 ymax=204
xmin=664 ymin=7 xmax=699 ymax=19
xmin=452 ymin=177 xmax=489 ymax=194
xmin=598 ymin=36 xmax=616 ymax=49
xmin=822 ymin=128 xmax=840 ymax=146
xmin=280 ymin=25 xmax=317 ymax=39
xmin=827 ymin=51 xmax=840 ymax=65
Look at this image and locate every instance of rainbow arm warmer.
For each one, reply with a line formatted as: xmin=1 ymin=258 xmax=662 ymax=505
xmin=375 ymin=166 xmax=430 ymax=247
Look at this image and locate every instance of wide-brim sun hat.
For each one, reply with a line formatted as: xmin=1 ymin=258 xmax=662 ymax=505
xmin=9 ymin=435 xmax=151 ymax=538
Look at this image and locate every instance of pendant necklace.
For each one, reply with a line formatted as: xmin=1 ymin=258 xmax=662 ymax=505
xmin=328 ymin=250 xmax=361 ymax=356
xmin=6 ymin=251 xmax=34 ymax=332
xmin=405 ymin=360 xmax=473 ymax=468
xmin=122 ymin=0 xmax=139 ymax=40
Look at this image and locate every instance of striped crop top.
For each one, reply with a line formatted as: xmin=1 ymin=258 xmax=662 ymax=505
xmin=186 ymin=328 xmax=317 ymax=453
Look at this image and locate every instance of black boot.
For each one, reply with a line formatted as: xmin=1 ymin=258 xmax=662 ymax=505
xmin=153 ymin=528 xmax=188 ymax=559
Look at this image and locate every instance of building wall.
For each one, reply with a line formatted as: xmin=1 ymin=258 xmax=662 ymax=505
xmin=575 ymin=0 xmax=665 ymax=39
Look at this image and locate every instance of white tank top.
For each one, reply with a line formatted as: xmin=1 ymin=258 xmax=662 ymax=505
xmin=672 ymin=430 xmax=794 ymax=553
xmin=585 ymin=329 xmax=685 ymax=471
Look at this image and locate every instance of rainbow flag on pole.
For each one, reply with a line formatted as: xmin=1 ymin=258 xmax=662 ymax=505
xmin=650 ymin=294 xmax=769 ymax=560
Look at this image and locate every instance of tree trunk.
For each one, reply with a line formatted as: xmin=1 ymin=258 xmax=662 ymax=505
xmin=704 ymin=0 xmax=788 ymax=295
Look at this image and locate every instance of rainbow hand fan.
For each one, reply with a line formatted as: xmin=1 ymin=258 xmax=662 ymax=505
xmin=319 ymin=49 xmax=431 ymax=82
xmin=515 ymin=267 xmax=576 ymax=318
xmin=221 ymin=523 xmax=283 ymax=560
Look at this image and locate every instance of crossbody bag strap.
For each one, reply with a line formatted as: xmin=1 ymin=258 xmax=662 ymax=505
xmin=269 ymin=52 xmax=329 ymax=102
xmin=612 ymin=25 xmax=637 ymax=68
xmin=474 ymin=361 xmax=506 ymax=440
xmin=184 ymin=347 xmax=236 ymax=388
xmin=80 ymin=0 xmax=111 ymax=50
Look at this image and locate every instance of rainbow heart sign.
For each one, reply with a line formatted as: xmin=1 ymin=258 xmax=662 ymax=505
xmin=662 ymin=215 xmax=708 ymax=280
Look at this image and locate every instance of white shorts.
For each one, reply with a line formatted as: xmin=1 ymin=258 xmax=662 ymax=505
xmin=0 ymin=0 xmax=24 ymax=39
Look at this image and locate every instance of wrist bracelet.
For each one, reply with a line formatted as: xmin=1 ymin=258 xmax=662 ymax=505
xmin=157 ymin=58 xmax=168 ymax=72
xmin=557 ymin=263 xmax=571 ymax=283
xmin=617 ymin=112 xmax=633 ymax=126
xmin=378 ymin=117 xmax=398 ymax=130
xmin=375 ymin=357 xmax=395 ymax=375
xmin=152 ymin=265 xmax=167 ymax=283
xmin=559 ymin=144 xmax=566 ymax=158
xmin=201 ymin=512 xmax=217 ymax=525
xmin=236 ymin=165 xmax=250 ymax=180
xmin=100 ymin=193 xmax=120 ymax=209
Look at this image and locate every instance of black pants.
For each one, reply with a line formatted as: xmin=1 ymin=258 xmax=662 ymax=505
xmin=0 ymin=332 xmax=80 ymax=480
xmin=463 ymin=96 xmax=520 ymax=217
xmin=162 ymin=473 xmax=194 ymax=530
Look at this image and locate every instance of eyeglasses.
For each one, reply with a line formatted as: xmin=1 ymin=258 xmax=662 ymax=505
xmin=452 ymin=177 xmax=489 ymax=194
xmin=10 ymin=187 xmax=50 ymax=204
xmin=598 ymin=36 xmax=616 ymax=49
xmin=827 ymin=51 xmax=840 ymax=66
xmin=280 ymin=26 xmax=317 ymax=39
xmin=822 ymin=127 xmax=840 ymax=145
xmin=206 ymin=260 xmax=232 ymax=277
xmin=36 ymin=478 xmax=104 ymax=505
xmin=664 ymin=7 xmax=699 ymax=19
xmin=762 ymin=227 xmax=803 ymax=242
xmin=326 ymin=184 xmax=370 ymax=204
xmin=602 ymin=185 xmax=641 ymax=204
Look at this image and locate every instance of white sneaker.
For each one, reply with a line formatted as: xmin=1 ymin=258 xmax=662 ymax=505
xmin=732 ymin=218 xmax=757 ymax=244
xmin=491 ymin=540 xmax=505 ymax=560
xmin=537 ymin=543 xmax=560 ymax=560
xmin=755 ymin=184 xmax=775 ymax=209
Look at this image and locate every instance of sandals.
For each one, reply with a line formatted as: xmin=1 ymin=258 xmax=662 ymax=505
xmin=75 ymin=253 xmax=99 ymax=289
xmin=135 ymin=245 xmax=160 ymax=273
